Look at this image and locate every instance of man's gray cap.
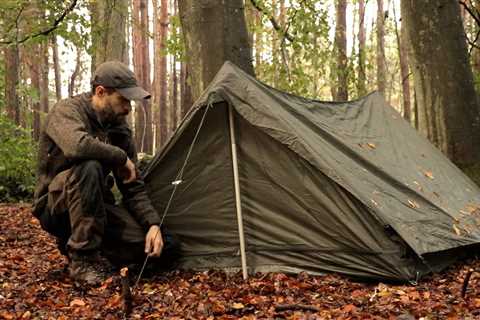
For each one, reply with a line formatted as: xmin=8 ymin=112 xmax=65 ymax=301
xmin=91 ymin=61 xmax=151 ymax=100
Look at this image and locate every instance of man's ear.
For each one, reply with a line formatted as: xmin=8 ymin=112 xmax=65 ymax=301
xmin=95 ymin=85 xmax=106 ymax=97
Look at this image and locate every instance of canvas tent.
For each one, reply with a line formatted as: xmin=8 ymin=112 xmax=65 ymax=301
xmin=143 ymin=61 xmax=480 ymax=281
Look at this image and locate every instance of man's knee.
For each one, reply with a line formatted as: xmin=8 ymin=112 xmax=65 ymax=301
xmin=71 ymin=160 xmax=103 ymax=180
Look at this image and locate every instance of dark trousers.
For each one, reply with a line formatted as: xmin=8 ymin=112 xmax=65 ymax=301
xmin=38 ymin=160 xmax=178 ymax=267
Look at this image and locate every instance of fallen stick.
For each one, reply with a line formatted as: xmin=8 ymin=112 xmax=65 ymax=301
xmin=461 ymin=268 xmax=477 ymax=298
xmin=120 ymin=267 xmax=133 ymax=315
xmin=275 ymin=303 xmax=320 ymax=312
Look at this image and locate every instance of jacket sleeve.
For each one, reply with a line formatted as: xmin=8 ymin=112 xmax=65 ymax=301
xmin=46 ymin=102 xmax=127 ymax=167
xmin=115 ymin=135 xmax=161 ymax=230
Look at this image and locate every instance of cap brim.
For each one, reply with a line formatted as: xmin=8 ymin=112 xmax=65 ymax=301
xmin=115 ymin=86 xmax=151 ymax=101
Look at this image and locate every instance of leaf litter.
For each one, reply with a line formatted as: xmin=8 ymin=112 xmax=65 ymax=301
xmin=0 ymin=203 xmax=479 ymax=319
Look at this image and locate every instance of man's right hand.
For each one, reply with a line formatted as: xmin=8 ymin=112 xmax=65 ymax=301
xmin=116 ymin=157 xmax=136 ymax=184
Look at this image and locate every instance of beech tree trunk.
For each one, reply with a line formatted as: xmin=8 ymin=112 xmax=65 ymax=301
xmin=68 ymin=47 xmax=82 ymax=97
xmin=357 ymin=0 xmax=367 ymax=96
xmin=401 ymin=0 xmax=480 ymax=168
xmin=4 ymin=45 xmax=20 ymax=125
xmin=132 ymin=0 xmax=152 ymax=154
xmin=376 ymin=0 xmax=387 ymax=95
xmin=333 ymin=0 xmax=348 ymax=101
xmin=178 ymin=0 xmax=255 ymax=101
xmin=90 ymin=0 xmax=129 ymax=70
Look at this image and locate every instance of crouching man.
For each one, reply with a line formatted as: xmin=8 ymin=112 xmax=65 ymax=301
xmin=32 ymin=61 xmax=176 ymax=286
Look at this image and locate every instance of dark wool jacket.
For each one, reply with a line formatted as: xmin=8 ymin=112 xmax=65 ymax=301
xmin=32 ymin=92 xmax=161 ymax=229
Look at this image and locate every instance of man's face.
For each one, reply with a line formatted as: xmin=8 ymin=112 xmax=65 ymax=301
xmin=94 ymin=87 xmax=132 ymax=124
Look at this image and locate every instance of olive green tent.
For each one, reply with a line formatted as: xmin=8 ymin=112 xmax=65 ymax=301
xmin=143 ymin=61 xmax=480 ymax=281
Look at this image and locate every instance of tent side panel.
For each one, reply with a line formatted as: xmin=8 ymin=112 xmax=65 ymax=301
xmin=145 ymin=103 xmax=239 ymax=257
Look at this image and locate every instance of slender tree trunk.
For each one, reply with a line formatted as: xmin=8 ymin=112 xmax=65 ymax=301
xmin=377 ymin=0 xmax=387 ymax=95
xmin=4 ymin=45 xmax=20 ymax=125
xmin=180 ymin=61 xmax=193 ymax=117
xmin=51 ymin=35 xmax=62 ymax=101
xmin=68 ymin=47 xmax=82 ymax=97
xmin=132 ymin=0 xmax=152 ymax=153
xmin=40 ymin=41 xmax=49 ymax=116
xmin=333 ymin=0 xmax=348 ymax=101
xmin=27 ymin=46 xmax=41 ymax=140
xmin=472 ymin=0 xmax=480 ymax=75
xmin=395 ymin=3 xmax=411 ymax=122
xmin=173 ymin=0 xmax=180 ymax=127
xmin=178 ymin=0 xmax=255 ymax=101
xmin=357 ymin=0 xmax=367 ymax=96
xmin=402 ymin=0 xmax=480 ymax=168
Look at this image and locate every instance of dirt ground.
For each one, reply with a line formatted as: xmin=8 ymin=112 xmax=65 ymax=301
xmin=0 ymin=203 xmax=479 ymax=319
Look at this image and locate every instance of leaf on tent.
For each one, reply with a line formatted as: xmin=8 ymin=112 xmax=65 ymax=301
xmin=424 ymin=171 xmax=434 ymax=179
xmin=407 ymin=200 xmax=419 ymax=209
xmin=367 ymin=143 xmax=376 ymax=149
xmin=452 ymin=224 xmax=462 ymax=236
xmin=465 ymin=204 xmax=480 ymax=214
xmin=371 ymin=199 xmax=379 ymax=207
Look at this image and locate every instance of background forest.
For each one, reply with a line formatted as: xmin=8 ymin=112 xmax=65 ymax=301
xmin=1 ymin=0 xmax=480 ymax=201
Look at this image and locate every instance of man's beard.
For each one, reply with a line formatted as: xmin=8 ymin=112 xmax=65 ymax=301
xmin=101 ymin=104 xmax=125 ymax=125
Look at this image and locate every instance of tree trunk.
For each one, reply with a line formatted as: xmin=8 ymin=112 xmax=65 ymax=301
xmin=27 ymin=46 xmax=41 ymax=140
xmin=357 ymin=0 xmax=367 ymax=96
xmin=333 ymin=0 xmax=348 ymax=101
xmin=393 ymin=2 xmax=411 ymax=121
xmin=68 ymin=47 xmax=82 ymax=97
xmin=152 ymin=0 xmax=169 ymax=149
xmin=178 ymin=0 xmax=255 ymax=101
xmin=4 ymin=45 xmax=20 ymax=125
xmin=401 ymin=0 xmax=480 ymax=168
xmin=90 ymin=0 xmax=129 ymax=71
xmin=180 ymin=61 xmax=193 ymax=117
xmin=132 ymin=0 xmax=152 ymax=154
xmin=376 ymin=0 xmax=387 ymax=95
xmin=51 ymin=35 xmax=62 ymax=101
xmin=173 ymin=0 xmax=180 ymax=128
xmin=40 ymin=41 xmax=49 ymax=116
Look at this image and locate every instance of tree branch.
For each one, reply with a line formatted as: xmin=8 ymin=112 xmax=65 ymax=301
xmin=249 ymin=0 xmax=294 ymax=43
xmin=0 ymin=0 xmax=78 ymax=45
xmin=459 ymin=0 xmax=480 ymax=27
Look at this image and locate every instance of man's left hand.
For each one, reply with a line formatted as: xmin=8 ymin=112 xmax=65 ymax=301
xmin=145 ymin=225 xmax=163 ymax=257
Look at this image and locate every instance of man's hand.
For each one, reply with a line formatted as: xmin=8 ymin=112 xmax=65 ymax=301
xmin=116 ymin=157 xmax=136 ymax=184
xmin=145 ymin=225 xmax=163 ymax=257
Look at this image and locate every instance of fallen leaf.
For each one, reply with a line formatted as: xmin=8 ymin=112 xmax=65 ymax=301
xmin=453 ymin=224 xmax=461 ymax=236
xmin=232 ymin=302 xmax=244 ymax=309
xmin=424 ymin=171 xmax=434 ymax=179
xmin=70 ymin=298 xmax=86 ymax=307
xmin=367 ymin=143 xmax=376 ymax=149
xmin=342 ymin=304 xmax=357 ymax=313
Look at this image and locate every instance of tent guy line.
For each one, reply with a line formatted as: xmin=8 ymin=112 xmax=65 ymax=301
xmin=133 ymin=102 xmax=213 ymax=289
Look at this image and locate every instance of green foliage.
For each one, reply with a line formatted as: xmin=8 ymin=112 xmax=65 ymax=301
xmin=0 ymin=114 xmax=37 ymax=202
xmin=165 ymin=14 xmax=186 ymax=61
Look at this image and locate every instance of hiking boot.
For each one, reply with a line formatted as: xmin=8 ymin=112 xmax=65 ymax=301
xmin=68 ymin=252 xmax=111 ymax=286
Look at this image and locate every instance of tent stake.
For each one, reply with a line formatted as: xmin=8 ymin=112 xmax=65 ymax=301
xmin=228 ymin=104 xmax=248 ymax=280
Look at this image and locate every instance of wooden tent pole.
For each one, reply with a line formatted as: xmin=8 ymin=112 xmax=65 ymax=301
xmin=228 ymin=104 xmax=248 ymax=280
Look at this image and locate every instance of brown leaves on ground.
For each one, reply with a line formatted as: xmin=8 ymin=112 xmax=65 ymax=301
xmin=1 ymin=204 xmax=479 ymax=319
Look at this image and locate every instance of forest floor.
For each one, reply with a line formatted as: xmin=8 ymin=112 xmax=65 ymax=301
xmin=0 ymin=203 xmax=479 ymax=320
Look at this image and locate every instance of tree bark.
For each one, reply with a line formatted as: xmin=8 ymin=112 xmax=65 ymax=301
xmin=90 ymin=0 xmax=129 ymax=71
xmin=40 ymin=41 xmax=49 ymax=115
xmin=51 ymin=35 xmax=62 ymax=100
xmin=152 ymin=0 xmax=169 ymax=149
xmin=178 ymin=0 xmax=255 ymax=101
xmin=401 ymin=0 xmax=480 ymax=167
xmin=68 ymin=47 xmax=82 ymax=97
xmin=376 ymin=0 xmax=387 ymax=95
xmin=333 ymin=0 xmax=348 ymax=101
xmin=132 ymin=0 xmax=152 ymax=154
xmin=357 ymin=0 xmax=367 ymax=96
xmin=393 ymin=2 xmax=411 ymax=121
xmin=4 ymin=45 xmax=20 ymax=125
